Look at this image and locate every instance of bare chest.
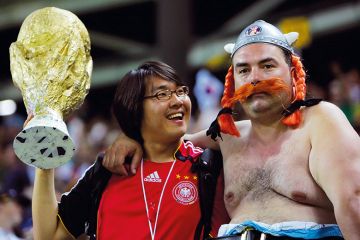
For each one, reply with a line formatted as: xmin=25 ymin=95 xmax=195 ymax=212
xmin=219 ymin=131 xmax=332 ymax=217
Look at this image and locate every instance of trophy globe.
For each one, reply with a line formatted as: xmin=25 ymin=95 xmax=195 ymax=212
xmin=10 ymin=7 xmax=92 ymax=169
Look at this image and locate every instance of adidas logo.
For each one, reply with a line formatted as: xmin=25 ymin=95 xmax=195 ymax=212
xmin=144 ymin=171 xmax=162 ymax=182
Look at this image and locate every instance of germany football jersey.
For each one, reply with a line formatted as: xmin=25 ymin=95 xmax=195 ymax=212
xmin=97 ymin=140 xmax=228 ymax=239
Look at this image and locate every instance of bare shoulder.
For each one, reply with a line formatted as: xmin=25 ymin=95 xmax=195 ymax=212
xmin=219 ymin=120 xmax=251 ymax=144
xmin=219 ymin=120 xmax=250 ymax=155
xmin=303 ymin=101 xmax=351 ymax=130
xmin=305 ymin=101 xmax=343 ymax=118
xmin=304 ymin=100 xmax=359 ymax=143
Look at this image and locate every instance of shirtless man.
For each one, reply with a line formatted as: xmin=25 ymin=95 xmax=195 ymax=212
xmin=104 ymin=20 xmax=360 ymax=239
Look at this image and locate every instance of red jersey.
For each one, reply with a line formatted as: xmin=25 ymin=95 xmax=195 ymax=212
xmin=97 ymin=141 xmax=229 ymax=239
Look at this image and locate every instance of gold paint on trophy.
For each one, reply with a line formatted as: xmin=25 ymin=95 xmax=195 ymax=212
xmin=10 ymin=7 xmax=92 ymax=169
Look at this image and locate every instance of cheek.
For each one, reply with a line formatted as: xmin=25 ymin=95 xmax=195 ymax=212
xmin=280 ymin=66 xmax=293 ymax=81
xmin=234 ymin=76 xmax=243 ymax=90
xmin=142 ymin=103 xmax=160 ymax=125
xmin=184 ymin=99 xmax=192 ymax=120
xmin=185 ymin=98 xmax=191 ymax=111
xmin=142 ymin=103 xmax=151 ymax=119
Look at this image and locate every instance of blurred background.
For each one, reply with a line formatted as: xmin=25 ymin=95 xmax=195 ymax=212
xmin=0 ymin=0 xmax=359 ymax=239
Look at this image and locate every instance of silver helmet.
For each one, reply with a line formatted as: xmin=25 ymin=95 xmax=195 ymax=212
xmin=224 ymin=20 xmax=299 ymax=57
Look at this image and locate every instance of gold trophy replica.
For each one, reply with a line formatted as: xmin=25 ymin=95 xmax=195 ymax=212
xmin=10 ymin=7 xmax=92 ymax=169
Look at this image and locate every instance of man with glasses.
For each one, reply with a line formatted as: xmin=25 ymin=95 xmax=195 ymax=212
xmin=104 ymin=21 xmax=360 ymax=239
xmin=31 ymin=61 xmax=229 ymax=240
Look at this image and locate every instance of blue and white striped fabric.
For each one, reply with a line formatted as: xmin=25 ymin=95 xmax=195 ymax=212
xmin=218 ymin=221 xmax=343 ymax=239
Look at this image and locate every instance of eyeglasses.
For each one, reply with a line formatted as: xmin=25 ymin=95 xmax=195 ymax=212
xmin=143 ymin=86 xmax=189 ymax=101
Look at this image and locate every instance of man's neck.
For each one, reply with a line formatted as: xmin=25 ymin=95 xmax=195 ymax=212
xmin=249 ymin=118 xmax=288 ymax=144
xmin=143 ymin=139 xmax=182 ymax=163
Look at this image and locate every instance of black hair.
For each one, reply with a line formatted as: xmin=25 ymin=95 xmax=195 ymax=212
xmin=112 ymin=61 xmax=185 ymax=145
xmin=282 ymin=48 xmax=293 ymax=67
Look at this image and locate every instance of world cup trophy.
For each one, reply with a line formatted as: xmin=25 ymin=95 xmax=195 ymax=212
xmin=10 ymin=7 xmax=92 ymax=169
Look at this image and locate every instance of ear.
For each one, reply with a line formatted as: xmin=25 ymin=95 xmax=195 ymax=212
xmin=290 ymin=67 xmax=296 ymax=99
xmin=290 ymin=66 xmax=296 ymax=81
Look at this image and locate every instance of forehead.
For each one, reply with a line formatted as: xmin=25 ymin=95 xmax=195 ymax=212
xmin=232 ymin=43 xmax=285 ymax=64
xmin=145 ymin=76 xmax=177 ymax=92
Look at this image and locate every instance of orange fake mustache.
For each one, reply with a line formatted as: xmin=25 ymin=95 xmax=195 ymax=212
xmin=229 ymin=78 xmax=292 ymax=104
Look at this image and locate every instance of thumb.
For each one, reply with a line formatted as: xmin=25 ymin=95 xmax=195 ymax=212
xmin=24 ymin=113 xmax=34 ymax=128
xmin=130 ymin=148 xmax=143 ymax=175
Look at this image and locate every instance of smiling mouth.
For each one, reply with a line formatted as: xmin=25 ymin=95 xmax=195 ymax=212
xmin=167 ymin=112 xmax=184 ymax=120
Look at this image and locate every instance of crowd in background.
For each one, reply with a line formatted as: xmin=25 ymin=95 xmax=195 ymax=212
xmin=327 ymin=63 xmax=360 ymax=132
xmin=0 ymin=61 xmax=359 ymax=239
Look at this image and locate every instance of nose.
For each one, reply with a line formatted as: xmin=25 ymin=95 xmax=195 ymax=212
xmin=251 ymin=80 xmax=260 ymax=86
xmin=248 ymin=68 xmax=261 ymax=85
xmin=169 ymin=92 xmax=184 ymax=107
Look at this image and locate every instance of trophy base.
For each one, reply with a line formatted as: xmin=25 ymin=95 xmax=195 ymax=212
xmin=13 ymin=115 xmax=75 ymax=169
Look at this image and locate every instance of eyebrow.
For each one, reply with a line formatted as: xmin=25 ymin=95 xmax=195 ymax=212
xmin=259 ymin=57 xmax=278 ymax=64
xmin=149 ymin=84 xmax=170 ymax=93
xmin=234 ymin=57 xmax=278 ymax=68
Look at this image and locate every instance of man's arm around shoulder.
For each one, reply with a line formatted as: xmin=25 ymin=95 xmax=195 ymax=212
xmin=185 ymin=129 xmax=220 ymax=150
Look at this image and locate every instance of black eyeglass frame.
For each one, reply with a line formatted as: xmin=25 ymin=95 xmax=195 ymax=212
xmin=143 ymin=86 xmax=189 ymax=101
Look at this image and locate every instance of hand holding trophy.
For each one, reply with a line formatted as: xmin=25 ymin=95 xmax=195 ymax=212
xmin=10 ymin=7 xmax=92 ymax=169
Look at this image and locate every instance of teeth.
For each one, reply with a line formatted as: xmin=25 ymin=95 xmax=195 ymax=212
xmin=168 ymin=113 xmax=183 ymax=119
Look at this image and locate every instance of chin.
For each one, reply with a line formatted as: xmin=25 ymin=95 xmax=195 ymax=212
xmin=172 ymin=129 xmax=187 ymax=138
xmin=248 ymin=100 xmax=271 ymax=111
